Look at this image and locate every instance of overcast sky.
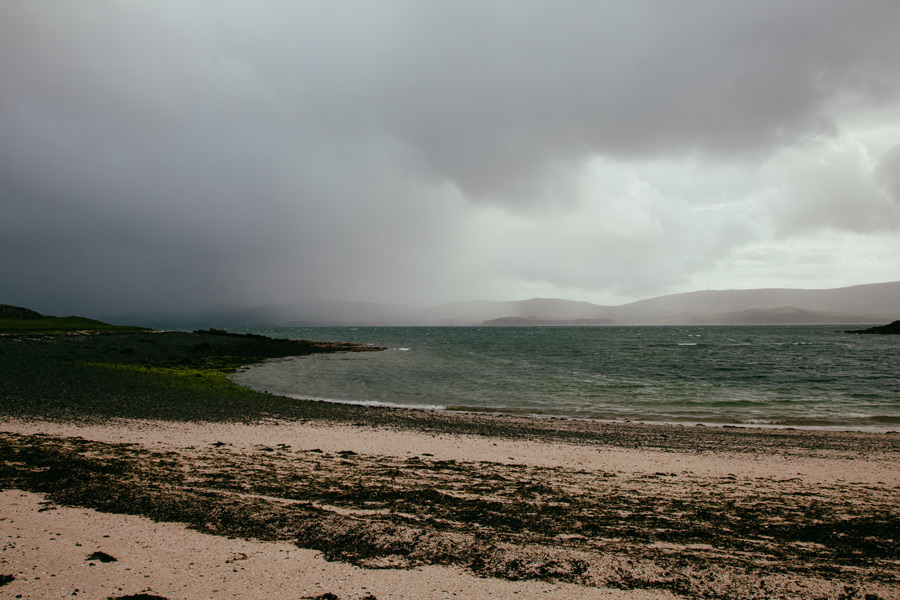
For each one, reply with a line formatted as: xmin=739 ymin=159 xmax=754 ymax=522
xmin=3 ymin=2 xmax=900 ymax=317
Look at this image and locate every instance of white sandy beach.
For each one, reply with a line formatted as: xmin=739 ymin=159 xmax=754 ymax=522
xmin=3 ymin=417 xmax=900 ymax=599
xmin=2 ymin=489 xmax=677 ymax=600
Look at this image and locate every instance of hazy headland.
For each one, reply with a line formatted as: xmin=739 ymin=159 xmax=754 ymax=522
xmin=106 ymin=281 xmax=900 ymax=329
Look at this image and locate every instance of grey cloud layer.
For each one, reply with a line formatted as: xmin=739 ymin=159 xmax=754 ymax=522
xmin=2 ymin=2 xmax=899 ymax=315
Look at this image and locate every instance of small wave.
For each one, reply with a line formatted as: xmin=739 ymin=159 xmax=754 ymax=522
xmin=677 ymin=342 xmax=698 ymax=346
xmin=280 ymin=392 xmax=443 ymax=411
xmin=444 ymin=405 xmax=509 ymax=414
xmin=394 ymin=347 xmax=412 ymax=351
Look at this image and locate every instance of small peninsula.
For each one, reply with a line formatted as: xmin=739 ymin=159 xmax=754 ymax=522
xmin=845 ymin=320 xmax=900 ymax=334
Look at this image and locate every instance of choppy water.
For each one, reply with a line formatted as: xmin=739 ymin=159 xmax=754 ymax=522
xmin=229 ymin=326 xmax=900 ymax=430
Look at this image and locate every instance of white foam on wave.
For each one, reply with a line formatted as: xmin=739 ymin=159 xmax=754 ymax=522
xmin=280 ymin=392 xmax=444 ymax=412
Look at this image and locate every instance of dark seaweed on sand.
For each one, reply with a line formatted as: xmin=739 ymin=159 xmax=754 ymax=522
xmin=2 ymin=430 xmax=899 ymax=599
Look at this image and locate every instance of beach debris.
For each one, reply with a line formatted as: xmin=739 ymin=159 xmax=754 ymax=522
xmin=0 ymin=574 xmax=14 ymax=587
xmin=225 ymin=552 xmax=248 ymax=564
xmin=86 ymin=551 xmax=117 ymax=563
xmin=107 ymin=595 xmax=169 ymax=600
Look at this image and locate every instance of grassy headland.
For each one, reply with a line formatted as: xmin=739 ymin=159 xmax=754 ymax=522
xmin=0 ymin=315 xmax=151 ymax=334
xmin=0 ymin=304 xmax=150 ymax=334
xmin=0 ymin=327 xmax=381 ymax=422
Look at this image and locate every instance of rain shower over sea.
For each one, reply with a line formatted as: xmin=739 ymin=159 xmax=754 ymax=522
xmin=229 ymin=326 xmax=900 ymax=430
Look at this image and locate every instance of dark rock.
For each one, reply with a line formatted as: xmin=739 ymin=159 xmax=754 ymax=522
xmin=0 ymin=574 xmax=14 ymax=587
xmin=86 ymin=551 xmax=117 ymax=563
xmin=193 ymin=328 xmax=267 ymax=340
xmin=845 ymin=320 xmax=900 ymax=334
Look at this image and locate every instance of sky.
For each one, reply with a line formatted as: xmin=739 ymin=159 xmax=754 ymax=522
xmin=2 ymin=1 xmax=900 ymax=317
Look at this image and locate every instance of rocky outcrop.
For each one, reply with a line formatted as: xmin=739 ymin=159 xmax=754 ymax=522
xmin=845 ymin=320 xmax=900 ymax=334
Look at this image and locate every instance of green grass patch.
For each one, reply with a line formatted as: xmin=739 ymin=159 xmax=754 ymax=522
xmin=0 ymin=330 xmax=378 ymax=422
xmin=80 ymin=362 xmax=258 ymax=398
xmin=0 ymin=316 xmax=150 ymax=334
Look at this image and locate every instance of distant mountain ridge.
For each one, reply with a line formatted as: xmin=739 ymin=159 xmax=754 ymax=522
xmin=110 ymin=281 xmax=900 ymax=328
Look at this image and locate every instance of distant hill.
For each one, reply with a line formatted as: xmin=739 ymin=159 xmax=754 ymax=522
xmin=0 ymin=304 xmax=48 ymax=320
xmin=113 ymin=297 xmax=624 ymax=328
xmin=0 ymin=304 xmax=150 ymax=334
xmin=682 ymin=307 xmax=885 ymax=326
xmin=107 ymin=281 xmax=900 ymax=328
xmin=613 ymin=282 xmax=900 ymax=324
xmin=482 ymin=317 xmax=617 ymax=326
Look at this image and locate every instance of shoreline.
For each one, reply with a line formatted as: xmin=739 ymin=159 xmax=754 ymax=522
xmin=238 ymin=388 xmax=900 ymax=433
xmin=2 ymin=331 xmax=900 ymax=598
xmin=227 ymin=325 xmax=900 ymax=433
xmin=4 ymin=414 xmax=900 ymax=484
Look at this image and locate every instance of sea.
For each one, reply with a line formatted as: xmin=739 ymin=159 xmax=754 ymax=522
xmin=227 ymin=325 xmax=900 ymax=431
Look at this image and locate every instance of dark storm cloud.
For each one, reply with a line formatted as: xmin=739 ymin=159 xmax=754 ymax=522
xmin=2 ymin=1 xmax=900 ymax=315
xmin=297 ymin=1 xmax=900 ymax=199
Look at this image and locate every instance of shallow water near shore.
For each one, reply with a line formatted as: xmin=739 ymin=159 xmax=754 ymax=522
xmin=229 ymin=325 xmax=900 ymax=430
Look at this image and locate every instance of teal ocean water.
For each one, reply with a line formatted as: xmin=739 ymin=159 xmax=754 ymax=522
xmin=229 ymin=326 xmax=900 ymax=430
